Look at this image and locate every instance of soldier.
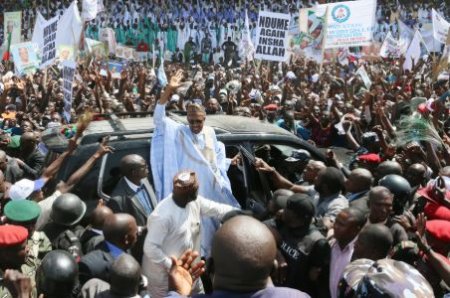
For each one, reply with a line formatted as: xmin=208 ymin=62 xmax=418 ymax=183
xmin=0 ymin=225 xmax=31 ymax=298
xmin=4 ymin=200 xmax=52 ymax=278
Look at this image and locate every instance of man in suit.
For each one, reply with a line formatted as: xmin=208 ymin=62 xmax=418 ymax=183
xmin=80 ymin=204 xmax=113 ymax=254
xmin=107 ymin=154 xmax=155 ymax=263
xmin=78 ymin=213 xmax=138 ymax=285
xmin=107 ymin=154 xmax=156 ymax=227
xmin=345 ymin=168 xmax=373 ymax=215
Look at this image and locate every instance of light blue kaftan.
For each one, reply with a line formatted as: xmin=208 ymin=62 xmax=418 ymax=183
xmin=150 ymin=103 xmax=240 ymax=256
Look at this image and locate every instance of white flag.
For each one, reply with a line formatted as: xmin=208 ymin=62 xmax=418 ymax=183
xmin=420 ymin=26 xmax=442 ymax=53
xmin=379 ymin=32 xmax=401 ymax=58
xmin=82 ymin=0 xmax=98 ymax=21
xmin=403 ymin=30 xmax=428 ymax=71
xmin=97 ymin=0 xmax=105 ymax=13
xmin=398 ymin=20 xmax=414 ymax=54
xmin=157 ymin=44 xmax=167 ymax=88
xmin=238 ymin=10 xmax=255 ymax=62
xmin=31 ymin=12 xmax=48 ymax=50
xmin=56 ymin=1 xmax=83 ymax=52
xmin=356 ymin=65 xmax=372 ymax=89
xmin=432 ymin=9 xmax=450 ymax=44
xmin=337 ymin=48 xmax=349 ymax=66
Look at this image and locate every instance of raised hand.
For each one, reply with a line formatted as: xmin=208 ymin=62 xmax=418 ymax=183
xmin=168 ymin=249 xmax=205 ymax=296
xmin=168 ymin=69 xmax=184 ymax=91
xmin=159 ymin=69 xmax=184 ymax=104
xmin=415 ymin=213 xmax=431 ymax=254
xmin=94 ymin=136 xmax=114 ymax=158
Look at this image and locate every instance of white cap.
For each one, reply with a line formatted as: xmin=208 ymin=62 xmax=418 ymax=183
xmin=170 ymin=94 xmax=180 ymax=102
xmin=178 ymin=172 xmax=191 ymax=182
xmin=312 ymin=73 xmax=320 ymax=83
xmin=286 ymin=71 xmax=296 ymax=80
xmin=9 ymin=178 xmax=45 ymax=201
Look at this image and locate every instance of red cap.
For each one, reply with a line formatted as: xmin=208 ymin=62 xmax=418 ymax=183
xmin=417 ymin=183 xmax=450 ymax=205
xmin=357 ymin=153 xmax=381 ymax=164
xmin=424 ymin=202 xmax=450 ymax=221
xmin=426 ymin=220 xmax=450 ymax=243
xmin=417 ymin=103 xmax=428 ymax=114
xmin=0 ymin=225 xmax=28 ymax=247
xmin=263 ymin=104 xmax=278 ymax=111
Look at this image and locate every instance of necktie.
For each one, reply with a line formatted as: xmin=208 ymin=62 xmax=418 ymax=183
xmin=136 ymin=185 xmax=153 ymax=215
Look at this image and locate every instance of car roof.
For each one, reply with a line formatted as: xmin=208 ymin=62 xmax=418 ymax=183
xmin=82 ymin=113 xmax=292 ymax=141
xmin=170 ymin=113 xmax=293 ymax=136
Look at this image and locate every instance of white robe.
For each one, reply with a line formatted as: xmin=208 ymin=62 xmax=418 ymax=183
xmin=150 ymin=104 xmax=240 ymax=256
xmin=142 ymin=194 xmax=234 ymax=298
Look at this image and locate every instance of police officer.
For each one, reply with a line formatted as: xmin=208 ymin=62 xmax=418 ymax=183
xmin=264 ymin=194 xmax=330 ymax=297
xmin=41 ymin=193 xmax=87 ymax=260
xmin=378 ymin=174 xmax=412 ymax=215
xmin=36 ymin=250 xmax=80 ymax=298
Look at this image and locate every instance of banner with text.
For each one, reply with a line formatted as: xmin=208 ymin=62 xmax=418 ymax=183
xmin=379 ymin=32 xmax=401 ymax=58
xmin=41 ymin=17 xmax=59 ymax=68
xmin=4 ymin=12 xmax=22 ymax=45
xmin=62 ymin=60 xmax=76 ymax=122
xmin=432 ymin=9 xmax=450 ymax=44
xmin=255 ymin=11 xmax=290 ymax=62
xmin=315 ymin=0 xmax=377 ymax=49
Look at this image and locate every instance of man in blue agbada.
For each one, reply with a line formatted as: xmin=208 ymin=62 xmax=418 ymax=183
xmin=150 ymin=70 xmax=240 ymax=256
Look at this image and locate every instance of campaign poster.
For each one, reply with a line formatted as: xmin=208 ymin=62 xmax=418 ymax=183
xmin=11 ymin=42 xmax=39 ymax=75
xmin=255 ymin=11 xmax=290 ymax=62
xmin=4 ymin=11 xmax=22 ymax=45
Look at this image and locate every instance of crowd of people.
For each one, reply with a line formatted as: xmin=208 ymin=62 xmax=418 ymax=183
xmin=1 ymin=0 xmax=450 ymax=64
xmin=0 ymin=0 xmax=449 ymax=297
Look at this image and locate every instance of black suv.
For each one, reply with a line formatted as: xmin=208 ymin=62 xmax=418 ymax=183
xmin=43 ymin=112 xmax=330 ymax=210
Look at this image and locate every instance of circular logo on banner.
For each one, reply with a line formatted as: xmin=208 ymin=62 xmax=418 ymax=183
xmin=332 ymin=5 xmax=350 ymax=23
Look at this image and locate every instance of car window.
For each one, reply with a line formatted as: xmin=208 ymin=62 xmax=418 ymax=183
xmin=245 ymin=142 xmax=322 ymax=205
xmin=100 ymin=139 xmax=151 ymax=196
xmin=49 ymin=139 xmax=151 ymax=201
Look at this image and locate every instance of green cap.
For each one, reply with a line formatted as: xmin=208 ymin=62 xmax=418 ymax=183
xmin=4 ymin=200 xmax=41 ymax=223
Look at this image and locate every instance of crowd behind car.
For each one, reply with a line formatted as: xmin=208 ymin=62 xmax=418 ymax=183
xmin=0 ymin=0 xmax=449 ymax=297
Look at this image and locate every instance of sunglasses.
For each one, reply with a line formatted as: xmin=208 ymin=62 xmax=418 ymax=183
xmin=188 ymin=119 xmax=204 ymax=125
